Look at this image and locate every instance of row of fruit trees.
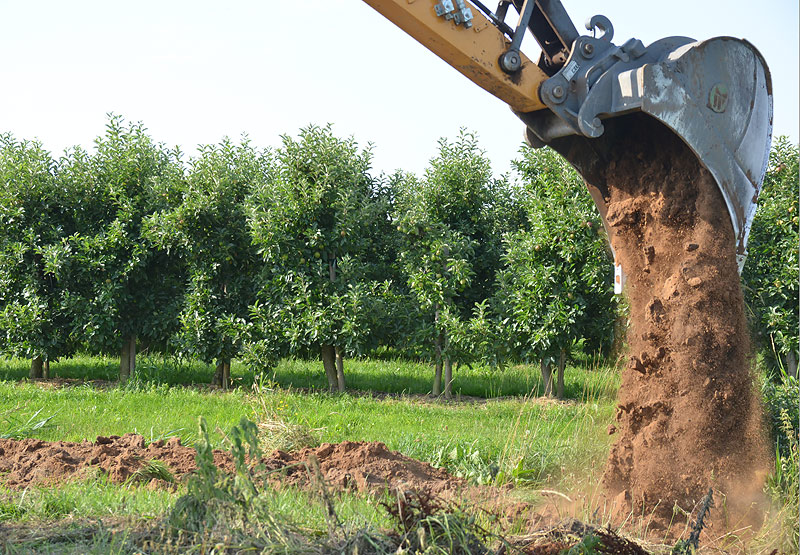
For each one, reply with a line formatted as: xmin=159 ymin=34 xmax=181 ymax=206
xmin=0 ymin=117 xmax=796 ymax=395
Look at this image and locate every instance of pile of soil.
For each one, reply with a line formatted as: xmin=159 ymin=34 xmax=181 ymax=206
xmin=0 ymin=435 xmax=232 ymax=488
xmin=599 ymin=117 xmax=771 ymax=527
xmin=0 ymin=435 xmax=465 ymax=497
xmin=266 ymin=441 xmax=465 ymax=497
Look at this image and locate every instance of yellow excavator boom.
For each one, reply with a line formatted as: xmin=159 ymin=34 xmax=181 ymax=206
xmin=362 ymin=0 xmax=547 ymax=112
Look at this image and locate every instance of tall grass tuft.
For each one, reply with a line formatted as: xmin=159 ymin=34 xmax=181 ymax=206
xmin=252 ymin=378 xmax=322 ymax=453
xmin=0 ymin=407 xmax=56 ymax=439
xmin=754 ymin=409 xmax=799 ymax=553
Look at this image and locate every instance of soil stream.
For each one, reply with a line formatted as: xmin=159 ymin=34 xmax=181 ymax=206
xmin=598 ymin=118 xmax=771 ymax=530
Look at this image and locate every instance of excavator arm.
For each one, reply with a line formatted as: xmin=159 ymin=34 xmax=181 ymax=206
xmin=361 ymin=0 xmax=548 ymax=112
xmin=362 ymin=0 xmax=773 ymax=268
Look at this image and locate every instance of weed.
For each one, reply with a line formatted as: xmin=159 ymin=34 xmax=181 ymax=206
xmin=671 ymin=488 xmax=713 ymax=554
xmin=762 ymin=370 xmax=799 ymax=457
xmin=430 ymin=441 xmax=498 ymax=485
xmin=565 ymin=531 xmax=603 ymax=554
xmin=0 ymin=407 xmax=56 ymax=439
xmin=253 ymin=381 xmax=322 ymax=452
xmin=40 ymin=489 xmax=79 ymax=519
xmin=756 ymin=409 xmax=800 ymax=553
xmin=381 ymin=489 xmax=492 ymax=554
xmin=0 ymin=498 xmax=27 ymax=521
xmin=168 ymin=416 xmax=307 ymax=552
xmin=128 ymin=459 xmax=175 ymax=484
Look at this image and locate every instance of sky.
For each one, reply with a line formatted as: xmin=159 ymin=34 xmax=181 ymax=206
xmin=0 ymin=0 xmax=797 ymax=178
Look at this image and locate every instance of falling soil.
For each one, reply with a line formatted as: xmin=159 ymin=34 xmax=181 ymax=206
xmin=599 ymin=117 xmax=771 ymax=529
xmin=0 ymin=435 xmax=465 ymax=498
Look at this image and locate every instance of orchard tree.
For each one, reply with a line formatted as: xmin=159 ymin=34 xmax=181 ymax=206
xmin=145 ymin=138 xmax=269 ymax=388
xmin=247 ymin=125 xmax=393 ymax=392
xmin=408 ymin=130 xmax=524 ymax=308
xmin=395 ymin=193 xmax=475 ymax=397
xmin=0 ymin=135 xmax=75 ymax=377
xmin=495 ymin=147 xmax=615 ymax=398
xmin=62 ymin=116 xmax=185 ymax=381
xmin=743 ymin=137 xmax=799 ymax=377
xmin=393 ymin=130 xmax=516 ymax=397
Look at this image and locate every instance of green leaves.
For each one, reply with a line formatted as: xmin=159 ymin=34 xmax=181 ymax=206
xmin=0 ymin=116 xmax=790 ymax=394
xmin=247 ymin=125 xmax=394 ymax=365
xmin=496 ymin=146 xmax=615 ymax=364
xmin=742 ymin=137 xmax=799 ymax=372
xmin=0 ymin=134 xmax=75 ymax=361
xmin=145 ymin=137 xmax=268 ymax=365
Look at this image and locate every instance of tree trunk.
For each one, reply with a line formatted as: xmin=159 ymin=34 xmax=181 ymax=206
xmin=444 ymin=356 xmax=453 ymax=400
xmin=129 ymin=335 xmax=137 ymax=379
xmin=120 ymin=335 xmax=136 ymax=382
xmin=433 ymin=359 xmax=443 ymax=396
xmin=120 ymin=340 xmax=130 ymax=382
xmin=213 ymin=361 xmax=224 ymax=386
xmin=222 ymin=361 xmax=231 ymax=390
xmin=556 ymin=348 xmax=566 ymax=400
xmin=43 ymin=359 xmax=50 ymax=380
xmin=30 ymin=356 xmax=43 ymax=379
xmin=784 ymin=350 xmax=798 ymax=379
xmin=432 ymin=307 xmax=443 ymax=396
xmin=541 ymin=359 xmax=554 ymax=397
xmin=321 ymin=344 xmax=337 ymax=393
xmin=335 ymin=346 xmax=346 ymax=392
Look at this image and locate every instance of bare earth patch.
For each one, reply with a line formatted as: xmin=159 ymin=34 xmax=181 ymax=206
xmin=0 ymin=434 xmax=466 ymax=498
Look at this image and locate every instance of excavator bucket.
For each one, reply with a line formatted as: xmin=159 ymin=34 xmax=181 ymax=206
xmin=520 ymin=23 xmax=773 ymax=269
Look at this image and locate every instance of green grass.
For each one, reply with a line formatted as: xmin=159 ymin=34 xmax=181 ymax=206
xmin=0 ymin=479 xmax=396 ymax=554
xmin=0 ymin=354 xmax=621 ymax=552
xmin=255 ymin=388 xmax=615 ymax=489
xmin=0 ymin=355 xmax=223 ymax=386
xmin=0 ymin=355 xmax=619 ymax=485
xmin=0 ymin=353 xmax=619 ymax=400
xmin=268 ymin=356 xmax=619 ymax=399
xmin=0 ymin=381 xmax=254 ymax=447
xmin=0 ymin=474 xmax=175 ymax=523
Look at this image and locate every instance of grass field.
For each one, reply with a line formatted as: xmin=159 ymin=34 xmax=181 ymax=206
xmin=0 ymin=355 xmax=618 ymax=484
xmin=0 ymin=355 xmax=620 ymax=551
xmin=0 ymin=355 xmax=794 ymax=553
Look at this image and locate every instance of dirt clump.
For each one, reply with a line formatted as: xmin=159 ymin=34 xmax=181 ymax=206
xmin=0 ymin=435 xmax=465 ymax=498
xmin=599 ymin=117 xmax=771 ymax=529
xmin=0 ymin=434 xmax=234 ymax=488
xmin=265 ymin=440 xmax=465 ymax=497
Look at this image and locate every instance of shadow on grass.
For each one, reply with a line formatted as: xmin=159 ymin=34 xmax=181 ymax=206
xmin=0 ymin=355 xmax=618 ymax=402
xmin=266 ymin=358 xmax=618 ymax=401
xmin=0 ymin=356 xmax=230 ymax=387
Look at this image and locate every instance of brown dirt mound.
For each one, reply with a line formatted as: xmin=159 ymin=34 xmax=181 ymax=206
xmin=0 ymin=434 xmax=234 ymax=488
xmin=599 ymin=116 xmax=771 ymax=529
xmin=0 ymin=435 xmax=465 ymax=498
xmin=267 ymin=440 xmax=465 ymax=497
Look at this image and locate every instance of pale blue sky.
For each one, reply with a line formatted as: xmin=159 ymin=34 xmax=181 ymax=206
xmin=0 ymin=1 xmax=797 ymax=177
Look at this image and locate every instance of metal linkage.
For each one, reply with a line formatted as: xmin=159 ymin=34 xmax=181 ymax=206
xmin=468 ymin=0 xmax=515 ymax=37
xmin=498 ymin=0 xmax=536 ymax=73
xmin=538 ymin=15 xmax=652 ymax=138
xmin=469 ymin=0 xmax=579 ymax=75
